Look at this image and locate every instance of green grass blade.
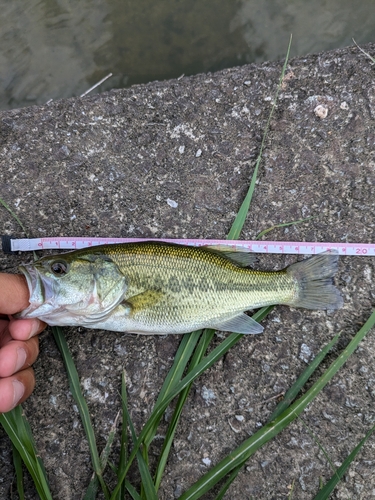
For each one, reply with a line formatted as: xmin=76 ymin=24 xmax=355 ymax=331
xmin=8 ymin=405 xmax=51 ymax=496
xmin=297 ymin=416 xmax=338 ymax=481
xmin=110 ymin=307 xmax=273 ymax=499
xmin=143 ymin=330 xmax=203 ymax=449
xmin=313 ymin=423 xmax=375 ymax=500
xmin=52 ymin=326 xmax=111 ymax=500
xmin=287 ymin=479 xmax=296 ymax=499
xmin=352 ymin=38 xmax=375 ymax=63
xmin=268 ymin=332 xmax=341 ymax=422
xmin=125 ymin=480 xmax=143 ymax=500
xmin=84 ymin=412 xmax=120 ymax=500
xmin=132 ymin=429 xmax=158 ymax=499
xmin=214 ymin=464 xmax=242 ymax=500
xmin=34 ymin=459 xmax=52 ymax=498
xmin=194 ymin=332 xmax=340 ymax=498
xmin=255 ymin=216 xmax=314 ymax=240
xmin=14 ymin=405 xmax=51 ymax=483
xmin=83 ymin=476 xmax=98 ymax=500
xmin=113 ymin=372 xmax=129 ymax=500
xmin=153 ymin=329 xmax=216 ymax=490
xmin=227 ymin=34 xmax=292 ymax=241
xmin=121 ymin=373 xmax=158 ymax=500
xmin=12 ymin=444 xmax=25 ymax=500
xmin=177 ymin=310 xmax=375 ymax=500
xmin=0 ymin=408 xmax=52 ymax=500
xmin=100 ymin=412 xmax=120 ymax=471
xmin=140 ymin=331 xmax=204 ymax=491
xmin=154 ymin=331 xmax=202 ymax=407
xmin=153 ymin=383 xmax=192 ymax=490
xmin=0 ymin=197 xmax=29 ymax=236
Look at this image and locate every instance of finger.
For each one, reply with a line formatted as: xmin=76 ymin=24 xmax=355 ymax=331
xmin=0 ymin=319 xmax=12 ymax=347
xmin=0 ymin=273 xmax=30 ymax=315
xmin=0 ymin=368 xmax=35 ymax=413
xmin=0 ymin=336 xmax=39 ymax=378
xmin=9 ymin=318 xmax=46 ymax=341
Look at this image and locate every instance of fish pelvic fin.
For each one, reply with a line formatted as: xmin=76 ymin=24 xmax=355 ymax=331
xmin=286 ymin=251 xmax=343 ymax=310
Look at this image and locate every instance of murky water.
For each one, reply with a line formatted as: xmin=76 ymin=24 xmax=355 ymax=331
xmin=1 ymin=0 xmax=374 ymax=110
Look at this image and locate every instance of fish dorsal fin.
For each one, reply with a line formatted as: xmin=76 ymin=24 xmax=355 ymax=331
xmin=125 ymin=289 xmax=164 ymax=315
xmin=203 ymin=245 xmax=257 ymax=267
xmin=209 ymin=313 xmax=263 ymax=334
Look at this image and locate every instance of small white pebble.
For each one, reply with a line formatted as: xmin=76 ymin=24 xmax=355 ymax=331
xmin=235 ymin=415 xmax=244 ymax=422
xmin=299 ymin=343 xmax=312 ymax=363
xmin=201 ymin=385 xmax=216 ymax=403
xmin=314 ymin=104 xmax=328 ymax=119
xmin=195 ymin=149 xmax=202 ymax=157
xmin=167 ymin=198 xmax=178 ymax=208
xmin=202 ymin=457 xmax=211 ymax=466
xmin=179 ymin=145 xmax=185 ymax=154
xmin=340 ymin=101 xmax=349 ymax=110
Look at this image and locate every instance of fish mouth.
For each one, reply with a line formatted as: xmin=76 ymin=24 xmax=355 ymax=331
xmin=17 ymin=264 xmax=49 ymax=318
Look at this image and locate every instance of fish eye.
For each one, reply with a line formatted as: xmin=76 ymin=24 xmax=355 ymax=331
xmin=51 ymin=261 xmax=68 ymax=276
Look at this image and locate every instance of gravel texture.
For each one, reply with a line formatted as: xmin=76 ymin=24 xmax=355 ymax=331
xmin=1 ymin=42 xmax=375 ymax=499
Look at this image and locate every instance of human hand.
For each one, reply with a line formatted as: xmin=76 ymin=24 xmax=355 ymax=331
xmin=0 ymin=273 xmax=46 ymax=413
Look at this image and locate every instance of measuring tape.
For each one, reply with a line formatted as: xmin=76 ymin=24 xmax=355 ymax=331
xmin=2 ymin=235 xmax=374 ymax=256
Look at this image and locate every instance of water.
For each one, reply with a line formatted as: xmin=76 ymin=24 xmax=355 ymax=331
xmin=0 ymin=0 xmax=374 ymax=110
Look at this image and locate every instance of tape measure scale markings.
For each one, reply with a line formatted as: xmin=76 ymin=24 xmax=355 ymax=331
xmin=2 ymin=235 xmax=375 ymax=256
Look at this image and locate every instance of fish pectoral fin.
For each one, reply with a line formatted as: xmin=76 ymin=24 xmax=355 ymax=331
xmin=203 ymin=245 xmax=257 ymax=267
xmin=209 ymin=313 xmax=263 ymax=335
xmin=124 ymin=289 xmax=164 ymax=315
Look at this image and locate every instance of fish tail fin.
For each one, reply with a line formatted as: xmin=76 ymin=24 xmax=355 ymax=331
xmin=286 ymin=251 xmax=343 ymax=310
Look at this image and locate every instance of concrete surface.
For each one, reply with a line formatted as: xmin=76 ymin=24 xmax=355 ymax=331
xmin=1 ymin=42 xmax=375 ymax=499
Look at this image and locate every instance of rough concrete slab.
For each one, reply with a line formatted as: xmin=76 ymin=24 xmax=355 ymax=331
xmin=1 ymin=42 xmax=375 ymax=499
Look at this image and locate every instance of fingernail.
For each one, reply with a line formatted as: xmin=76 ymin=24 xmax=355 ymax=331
xmin=29 ymin=320 xmax=41 ymax=338
xmin=12 ymin=380 xmax=25 ymax=407
xmin=15 ymin=348 xmax=27 ymax=372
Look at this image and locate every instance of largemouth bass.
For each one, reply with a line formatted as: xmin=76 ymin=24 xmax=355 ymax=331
xmin=18 ymin=242 xmax=343 ymax=335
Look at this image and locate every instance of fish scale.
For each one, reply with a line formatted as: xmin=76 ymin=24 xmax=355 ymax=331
xmin=107 ymin=242 xmax=292 ymax=310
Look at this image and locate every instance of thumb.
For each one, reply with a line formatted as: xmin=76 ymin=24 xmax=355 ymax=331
xmin=0 ymin=274 xmax=30 ymax=315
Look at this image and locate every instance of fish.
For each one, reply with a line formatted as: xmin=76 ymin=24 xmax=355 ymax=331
xmin=17 ymin=242 xmax=343 ymax=335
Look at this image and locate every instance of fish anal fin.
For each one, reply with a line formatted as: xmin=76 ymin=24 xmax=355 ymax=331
xmin=210 ymin=313 xmax=263 ymax=335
